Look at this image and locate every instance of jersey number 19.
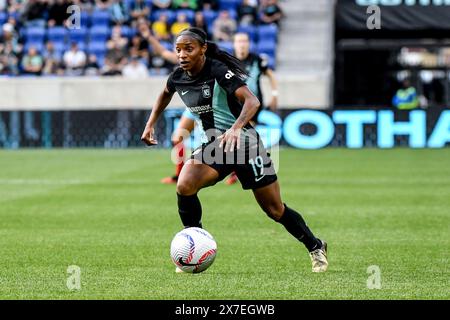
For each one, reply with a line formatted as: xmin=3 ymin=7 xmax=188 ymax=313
xmin=249 ymin=156 xmax=265 ymax=181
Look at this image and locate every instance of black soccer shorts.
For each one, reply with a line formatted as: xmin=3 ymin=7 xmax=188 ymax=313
xmin=190 ymin=131 xmax=277 ymax=190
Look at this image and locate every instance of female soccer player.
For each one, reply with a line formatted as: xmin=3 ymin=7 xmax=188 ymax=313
xmin=143 ymin=30 xmax=278 ymax=185
xmin=141 ymin=28 xmax=328 ymax=273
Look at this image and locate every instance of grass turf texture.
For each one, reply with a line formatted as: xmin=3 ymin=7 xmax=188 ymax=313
xmin=0 ymin=148 xmax=448 ymax=300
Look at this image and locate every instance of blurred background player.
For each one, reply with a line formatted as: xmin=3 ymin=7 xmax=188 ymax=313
xmin=225 ymin=32 xmax=279 ymax=184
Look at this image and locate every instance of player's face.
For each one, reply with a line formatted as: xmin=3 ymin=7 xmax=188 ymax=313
xmin=234 ymin=34 xmax=250 ymax=58
xmin=175 ymin=36 xmax=207 ymax=72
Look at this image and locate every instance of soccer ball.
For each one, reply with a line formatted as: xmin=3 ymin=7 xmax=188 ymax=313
xmin=170 ymin=227 xmax=217 ymax=273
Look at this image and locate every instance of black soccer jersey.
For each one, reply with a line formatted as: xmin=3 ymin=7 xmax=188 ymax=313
xmin=167 ymin=57 xmax=250 ymax=140
xmin=241 ymin=53 xmax=269 ymax=106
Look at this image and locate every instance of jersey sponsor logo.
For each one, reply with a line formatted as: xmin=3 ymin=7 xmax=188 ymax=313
xmin=201 ymin=84 xmax=211 ymax=98
xmin=189 ymin=104 xmax=212 ymax=114
xmin=181 ymin=90 xmax=189 ymax=96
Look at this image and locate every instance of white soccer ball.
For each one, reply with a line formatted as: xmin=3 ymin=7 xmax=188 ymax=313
xmin=170 ymin=227 xmax=217 ymax=273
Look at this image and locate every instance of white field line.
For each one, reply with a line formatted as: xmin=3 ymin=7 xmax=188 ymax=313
xmin=0 ymin=179 xmax=149 ymax=186
xmin=0 ymin=179 xmax=92 ymax=185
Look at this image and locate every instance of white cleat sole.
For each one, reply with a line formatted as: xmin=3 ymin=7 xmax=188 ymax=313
xmin=175 ymin=267 xmax=184 ymax=273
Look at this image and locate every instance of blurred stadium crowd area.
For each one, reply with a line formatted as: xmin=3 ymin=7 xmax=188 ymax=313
xmin=0 ymin=0 xmax=282 ymax=77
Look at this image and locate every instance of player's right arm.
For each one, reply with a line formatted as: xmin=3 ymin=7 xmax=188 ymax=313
xmin=141 ymin=86 xmax=174 ymax=146
xmin=149 ymin=35 xmax=178 ymax=65
xmin=140 ymin=27 xmax=178 ymax=65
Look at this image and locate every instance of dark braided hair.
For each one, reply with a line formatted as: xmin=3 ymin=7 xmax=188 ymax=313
xmin=177 ymin=27 xmax=249 ymax=81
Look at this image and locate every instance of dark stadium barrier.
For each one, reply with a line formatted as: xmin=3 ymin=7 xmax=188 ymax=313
xmin=336 ymin=0 xmax=450 ymax=37
xmin=0 ymin=108 xmax=448 ymax=149
xmin=334 ymin=0 xmax=450 ymax=107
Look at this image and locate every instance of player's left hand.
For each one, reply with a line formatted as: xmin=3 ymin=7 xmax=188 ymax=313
xmin=218 ymin=128 xmax=241 ymax=153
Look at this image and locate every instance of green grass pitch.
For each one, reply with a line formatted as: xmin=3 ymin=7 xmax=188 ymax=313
xmin=0 ymin=148 xmax=448 ymax=299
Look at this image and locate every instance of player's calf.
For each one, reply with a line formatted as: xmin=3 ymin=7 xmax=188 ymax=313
xmin=260 ymin=201 xmax=285 ymax=221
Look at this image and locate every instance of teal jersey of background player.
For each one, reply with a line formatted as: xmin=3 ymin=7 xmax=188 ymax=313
xmin=182 ymin=108 xmax=208 ymax=144
xmin=167 ymin=57 xmax=252 ymax=142
xmin=242 ymin=53 xmax=269 ymax=106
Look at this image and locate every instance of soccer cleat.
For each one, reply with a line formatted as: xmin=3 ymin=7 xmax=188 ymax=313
xmin=161 ymin=175 xmax=178 ymax=184
xmin=225 ymin=172 xmax=238 ymax=185
xmin=309 ymin=240 xmax=328 ymax=273
xmin=175 ymin=267 xmax=184 ymax=273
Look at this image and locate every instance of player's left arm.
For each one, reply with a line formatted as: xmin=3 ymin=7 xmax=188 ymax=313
xmin=214 ymin=63 xmax=260 ymax=151
xmin=219 ymin=86 xmax=260 ymax=152
xmin=264 ymin=68 xmax=278 ymax=111
xmin=233 ymin=86 xmax=260 ymax=130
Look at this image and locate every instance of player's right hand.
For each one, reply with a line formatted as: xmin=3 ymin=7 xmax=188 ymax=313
xmin=141 ymin=125 xmax=158 ymax=146
xmin=139 ymin=26 xmax=152 ymax=40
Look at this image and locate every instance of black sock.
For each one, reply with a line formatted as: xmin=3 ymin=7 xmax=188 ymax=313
xmin=278 ymin=204 xmax=321 ymax=252
xmin=177 ymin=193 xmax=203 ymax=228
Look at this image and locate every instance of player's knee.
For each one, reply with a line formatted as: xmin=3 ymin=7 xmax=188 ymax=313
xmin=263 ymin=203 xmax=285 ymax=221
xmin=171 ymin=136 xmax=182 ymax=146
xmin=176 ymin=180 xmax=197 ymax=196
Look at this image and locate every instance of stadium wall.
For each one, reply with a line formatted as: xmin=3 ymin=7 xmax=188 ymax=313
xmin=0 ymin=108 xmax=448 ymax=149
xmin=0 ymin=76 xmax=330 ymax=110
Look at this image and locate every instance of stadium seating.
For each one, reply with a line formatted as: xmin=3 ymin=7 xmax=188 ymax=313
xmin=5 ymin=11 xmax=20 ymax=23
xmin=24 ymin=27 xmax=46 ymax=43
xmin=218 ymin=41 xmax=233 ymax=54
xmin=24 ymin=41 xmax=45 ymax=53
xmin=47 ymin=27 xmax=67 ymax=43
xmin=160 ymin=41 xmax=173 ymax=51
xmin=151 ymin=10 xmax=177 ymax=25
xmin=176 ymin=9 xmax=196 ymax=24
xmin=237 ymin=25 xmax=258 ymax=42
xmin=66 ymin=41 xmax=86 ymax=51
xmin=202 ymin=10 xmax=218 ymax=26
xmin=87 ymin=41 xmax=107 ymax=57
xmin=120 ymin=25 xmax=136 ymax=38
xmin=68 ymin=27 xmax=88 ymax=43
xmin=91 ymin=9 xmax=110 ymax=26
xmin=96 ymin=55 xmax=105 ymax=67
xmin=79 ymin=11 xmax=90 ymax=27
xmin=0 ymin=11 xmax=7 ymax=25
xmin=89 ymin=25 xmax=111 ymax=42
xmin=257 ymin=40 xmax=277 ymax=57
xmin=219 ymin=0 xmax=242 ymax=11
xmin=47 ymin=41 xmax=66 ymax=55
xmin=258 ymin=24 xmax=278 ymax=42
xmin=123 ymin=0 xmax=135 ymax=10
xmin=1 ymin=0 xmax=279 ymax=76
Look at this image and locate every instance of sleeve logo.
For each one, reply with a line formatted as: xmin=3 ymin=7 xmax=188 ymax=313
xmin=225 ymin=70 xmax=235 ymax=79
